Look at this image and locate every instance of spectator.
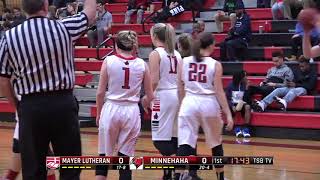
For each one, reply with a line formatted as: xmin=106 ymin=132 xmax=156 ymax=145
xmin=48 ymin=5 xmax=58 ymax=20
xmin=53 ymin=0 xmax=76 ymax=8
xmin=257 ymin=0 xmax=271 ymax=8
xmin=11 ymin=7 xmax=26 ymax=27
xmin=226 ymin=71 xmax=251 ymax=138
xmin=124 ymin=0 xmax=151 ymax=24
xmin=0 ymin=21 xmax=11 ymax=38
xmin=214 ymin=0 xmax=240 ymax=33
xmin=177 ymin=33 xmax=192 ymax=58
xmin=286 ymin=21 xmax=319 ymax=61
xmin=151 ymin=0 xmax=185 ymax=23
xmin=271 ymin=0 xmax=284 ymax=20
xmin=66 ymin=3 xmax=77 ymax=16
xmin=283 ymin=0 xmax=315 ymax=19
xmin=2 ymin=8 xmax=12 ymax=21
xmin=220 ymin=1 xmax=251 ymax=61
xmin=253 ymin=57 xmax=317 ymax=112
xmin=191 ymin=20 xmax=205 ymax=39
xmin=247 ymin=51 xmax=294 ymax=107
xmin=87 ymin=2 xmax=112 ymax=47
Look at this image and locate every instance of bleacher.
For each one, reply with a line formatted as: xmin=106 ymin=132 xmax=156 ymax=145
xmin=0 ymin=0 xmax=319 ymax=140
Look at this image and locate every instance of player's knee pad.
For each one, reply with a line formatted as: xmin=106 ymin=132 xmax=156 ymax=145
xmin=212 ymin=144 xmax=224 ymax=168
xmin=177 ymin=144 xmax=193 ymax=156
xmin=153 ymin=138 xmax=177 ymax=156
xmin=12 ymin=138 xmax=20 ymax=153
xmin=95 ymin=154 xmax=109 ymax=176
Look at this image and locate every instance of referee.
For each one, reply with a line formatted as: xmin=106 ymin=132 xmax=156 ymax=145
xmin=0 ymin=0 xmax=95 ymax=179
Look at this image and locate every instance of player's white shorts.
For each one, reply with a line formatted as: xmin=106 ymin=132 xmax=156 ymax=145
xmin=98 ymin=101 xmax=141 ymax=156
xmin=178 ymin=93 xmax=223 ymax=149
xmin=13 ymin=112 xmax=19 ymax=139
xmin=151 ymin=89 xmax=179 ymax=141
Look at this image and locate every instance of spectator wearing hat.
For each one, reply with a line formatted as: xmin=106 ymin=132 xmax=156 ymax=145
xmin=220 ymin=1 xmax=251 ymax=61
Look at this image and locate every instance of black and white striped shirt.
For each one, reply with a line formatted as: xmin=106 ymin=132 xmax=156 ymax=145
xmin=0 ymin=12 xmax=88 ymax=95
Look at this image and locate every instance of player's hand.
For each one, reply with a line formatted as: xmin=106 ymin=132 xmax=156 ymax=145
xmin=232 ymin=106 xmax=237 ymax=112
xmin=225 ymin=117 xmax=234 ymax=131
xmin=141 ymin=95 xmax=150 ymax=113
xmin=266 ymin=82 xmax=276 ymax=87
xmin=96 ymin=116 xmax=100 ymax=127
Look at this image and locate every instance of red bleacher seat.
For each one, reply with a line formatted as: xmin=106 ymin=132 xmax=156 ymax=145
xmin=74 ymin=48 xmax=113 ymax=58
xmin=110 ymin=24 xmax=154 ymax=34
xmin=0 ymin=101 xmax=15 ymax=113
xmin=246 ymin=8 xmax=272 ymax=20
xmin=75 ymin=74 xmax=94 ymax=86
xmin=105 ymin=2 xmax=162 ymax=13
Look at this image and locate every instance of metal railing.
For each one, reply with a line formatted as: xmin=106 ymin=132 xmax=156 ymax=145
xmin=96 ymin=34 xmax=115 ymax=60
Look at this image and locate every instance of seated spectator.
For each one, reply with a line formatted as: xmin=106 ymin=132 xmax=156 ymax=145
xmin=151 ymin=0 xmax=185 ymax=23
xmin=0 ymin=21 xmax=11 ymax=38
xmin=247 ymin=51 xmax=294 ymax=107
xmin=48 ymin=5 xmax=58 ymax=20
xmin=124 ymin=0 xmax=151 ymax=24
xmin=214 ymin=0 xmax=240 ymax=33
xmin=271 ymin=0 xmax=284 ymax=20
xmin=87 ymin=2 xmax=112 ymax=47
xmin=226 ymin=71 xmax=251 ymax=138
xmin=1 ymin=8 xmax=12 ymax=21
xmin=191 ymin=20 xmax=205 ymax=39
xmin=220 ymin=1 xmax=251 ymax=61
xmin=286 ymin=21 xmax=319 ymax=61
xmin=57 ymin=2 xmax=77 ymax=19
xmin=253 ymin=57 xmax=317 ymax=112
xmin=177 ymin=33 xmax=192 ymax=58
xmin=53 ymin=0 xmax=76 ymax=8
xmin=257 ymin=0 xmax=271 ymax=8
xmin=11 ymin=7 xmax=26 ymax=27
xmin=283 ymin=0 xmax=315 ymax=19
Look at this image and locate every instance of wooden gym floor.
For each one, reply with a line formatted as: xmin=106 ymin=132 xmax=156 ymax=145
xmin=0 ymin=122 xmax=319 ymax=180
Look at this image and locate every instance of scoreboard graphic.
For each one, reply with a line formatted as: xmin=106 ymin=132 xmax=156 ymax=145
xmin=46 ymin=156 xmax=274 ymax=170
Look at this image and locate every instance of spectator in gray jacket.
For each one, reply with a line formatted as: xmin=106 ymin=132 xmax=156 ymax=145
xmin=253 ymin=57 xmax=317 ymax=112
xmin=245 ymin=51 xmax=294 ymax=107
xmin=87 ymin=1 xmax=112 ymax=47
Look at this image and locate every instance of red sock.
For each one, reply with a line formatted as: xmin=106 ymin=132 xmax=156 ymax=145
xmin=47 ymin=174 xmax=56 ymax=180
xmin=4 ymin=169 xmax=19 ymax=180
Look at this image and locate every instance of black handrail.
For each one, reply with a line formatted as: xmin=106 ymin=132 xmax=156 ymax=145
xmin=142 ymin=11 xmax=157 ymax=33
xmin=96 ymin=35 xmax=115 ymax=60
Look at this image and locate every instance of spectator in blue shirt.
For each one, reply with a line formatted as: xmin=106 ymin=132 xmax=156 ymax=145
xmin=220 ymin=1 xmax=252 ymax=61
xmin=286 ymin=21 xmax=320 ymax=61
xmin=87 ymin=1 xmax=112 ymax=47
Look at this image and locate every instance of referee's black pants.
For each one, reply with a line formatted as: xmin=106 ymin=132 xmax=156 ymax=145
xmin=18 ymin=90 xmax=81 ymax=180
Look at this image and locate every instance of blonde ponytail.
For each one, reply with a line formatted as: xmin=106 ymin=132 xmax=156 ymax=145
xmin=164 ymin=24 xmax=175 ymax=55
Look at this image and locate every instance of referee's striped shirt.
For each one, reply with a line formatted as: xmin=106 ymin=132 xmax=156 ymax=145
xmin=0 ymin=12 xmax=88 ymax=95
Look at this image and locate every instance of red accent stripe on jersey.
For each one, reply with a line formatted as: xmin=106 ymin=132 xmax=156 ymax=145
xmin=115 ymin=54 xmax=137 ymax=60
xmin=153 ymin=108 xmax=160 ymax=111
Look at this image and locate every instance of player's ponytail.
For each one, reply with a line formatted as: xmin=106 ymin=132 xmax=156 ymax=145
xmin=151 ymin=23 xmax=176 ymax=55
xmin=164 ymin=24 xmax=175 ymax=55
xmin=192 ymin=32 xmax=215 ymax=62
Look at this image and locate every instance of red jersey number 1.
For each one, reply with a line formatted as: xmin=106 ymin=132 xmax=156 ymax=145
xmin=122 ymin=67 xmax=130 ymax=89
xmin=168 ymin=56 xmax=178 ymax=74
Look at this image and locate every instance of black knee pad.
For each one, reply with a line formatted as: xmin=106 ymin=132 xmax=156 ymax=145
xmin=153 ymin=137 xmax=177 ymax=156
xmin=118 ymin=152 xmax=132 ymax=180
xmin=12 ymin=138 xmax=20 ymax=153
xmin=177 ymin=144 xmax=193 ymax=156
xmin=212 ymin=144 xmax=224 ymax=168
xmin=95 ymin=154 xmax=109 ymax=176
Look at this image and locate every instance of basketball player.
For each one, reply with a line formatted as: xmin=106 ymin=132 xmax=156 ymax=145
xmin=148 ymin=23 xmax=182 ymax=180
xmin=176 ymin=32 xmax=234 ymax=180
xmin=95 ymin=30 xmax=154 ymax=180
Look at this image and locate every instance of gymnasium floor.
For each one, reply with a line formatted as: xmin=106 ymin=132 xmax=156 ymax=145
xmin=0 ymin=122 xmax=319 ymax=180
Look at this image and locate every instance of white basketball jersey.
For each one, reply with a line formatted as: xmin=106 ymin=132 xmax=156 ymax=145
xmin=182 ymin=56 xmax=217 ymax=95
xmin=154 ymin=47 xmax=182 ymax=90
xmin=105 ymin=54 xmax=145 ymax=103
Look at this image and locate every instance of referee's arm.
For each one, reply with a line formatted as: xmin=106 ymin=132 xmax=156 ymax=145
xmin=0 ymin=37 xmax=18 ymax=108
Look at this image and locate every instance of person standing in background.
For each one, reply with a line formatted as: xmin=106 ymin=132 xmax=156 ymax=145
xmin=0 ymin=0 xmax=96 ymax=179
